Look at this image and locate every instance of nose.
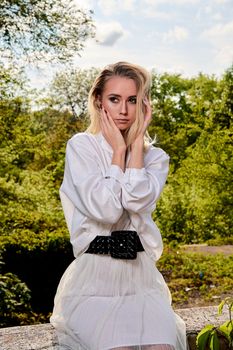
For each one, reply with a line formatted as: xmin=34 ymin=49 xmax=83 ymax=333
xmin=119 ymin=101 xmax=127 ymax=115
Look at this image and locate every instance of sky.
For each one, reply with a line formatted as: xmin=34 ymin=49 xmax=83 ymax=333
xmin=29 ymin=0 xmax=233 ymax=87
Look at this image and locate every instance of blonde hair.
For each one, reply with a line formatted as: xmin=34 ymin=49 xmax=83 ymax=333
xmin=86 ymin=61 xmax=153 ymax=148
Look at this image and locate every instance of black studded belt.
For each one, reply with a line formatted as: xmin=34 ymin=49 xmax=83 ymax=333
xmin=85 ymin=230 xmax=144 ymax=260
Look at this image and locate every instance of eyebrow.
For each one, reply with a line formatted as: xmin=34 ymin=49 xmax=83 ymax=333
xmin=107 ymin=94 xmax=137 ymax=98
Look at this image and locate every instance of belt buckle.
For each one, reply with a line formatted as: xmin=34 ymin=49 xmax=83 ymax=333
xmin=110 ymin=231 xmax=137 ymax=260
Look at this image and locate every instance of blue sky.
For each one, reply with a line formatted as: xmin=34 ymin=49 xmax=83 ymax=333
xmin=30 ymin=0 xmax=233 ymax=87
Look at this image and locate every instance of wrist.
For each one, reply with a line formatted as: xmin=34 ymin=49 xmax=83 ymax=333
xmin=131 ymin=137 xmax=144 ymax=151
xmin=113 ymin=145 xmax=126 ymax=154
xmin=128 ymin=138 xmax=144 ymax=169
xmin=112 ymin=147 xmax=126 ymax=171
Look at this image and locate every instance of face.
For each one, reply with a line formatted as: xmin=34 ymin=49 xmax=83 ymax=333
xmin=100 ymin=76 xmax=137 ymax=131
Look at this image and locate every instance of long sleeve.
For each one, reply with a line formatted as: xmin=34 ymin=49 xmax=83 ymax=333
xmin=59 ymin=133 xmax=169 ymax=260
xmin=121 ymin=147 xmax=169 ymax=213
xmin=60 ymin=134 xmax=124 ymax=226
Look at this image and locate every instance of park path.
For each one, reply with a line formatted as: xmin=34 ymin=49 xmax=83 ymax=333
xmin=181 ymin=244 xmax=233 ymax=255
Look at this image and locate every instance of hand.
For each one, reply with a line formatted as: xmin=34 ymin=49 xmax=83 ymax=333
xmin=100 ymin=108 xmax=126 ymax=152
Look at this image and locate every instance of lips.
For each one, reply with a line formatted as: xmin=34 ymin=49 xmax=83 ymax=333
xmin=116 ymin=119 xmax=129 ymax=123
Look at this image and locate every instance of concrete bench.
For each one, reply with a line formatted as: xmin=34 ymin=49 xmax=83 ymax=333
xmin=0 ymin=306 xmax=229 ymax=350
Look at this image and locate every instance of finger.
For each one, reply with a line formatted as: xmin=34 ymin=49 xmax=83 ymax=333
xmin=100 ymin=108 xmax=110 ymax=132
xmin=100 ymin=109 xmax=116 ymax=141
xmin=100 ymin=109 xmax=109 ymax=133
xmin=102 ymin=108 xmax=113 ymax=126
xmin=143 ymin=98 xmax=152 ymax=116
xmin=100 ymin=107 xmax=107 ymax=121
xmin=103 ymin=108 xmax=120 ymax=132
xmin=143 ymin=99 xmax=152 ymax=124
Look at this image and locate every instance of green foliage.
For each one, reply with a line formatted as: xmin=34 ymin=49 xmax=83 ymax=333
xmin=196 ymin=297 xmax=233 ymax=349
xmin=196 ymin=325 xmax=218 ymax=350
xmin=0 ymin=250 xmax=35 ymax=327
xmin=0 ymin=169 xmax=65 ymax=236
xmin=0 ymin=0 xmax=94 ymax=63
xmin=156 ymin=129 xmax=233 ymax=243
xmin=0 ymin=271 xmax=32 ymax=327
xmin=0 ymin=62 xmax=233 ymax=327
xmin=150 ymin=71 xmax=198 ymax=167
xmin=0 ymin=229 xmax=73 ymax=316
xmin=151 ymin=65 xmax=233 ymax=243
xmin=0 ymin=63 xmax=28 ymax=100
xmin=157 ymin=247 xmax=233 ymax=307
xmin=0 ymin=265 xmax=50 ymax=326
xmin=206 ymin=236 xmax=233 ymax=246
xmin=47 ymin=67 xmax=99 ymax=119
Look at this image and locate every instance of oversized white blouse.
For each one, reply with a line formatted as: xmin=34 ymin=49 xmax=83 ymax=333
xmin=60 ymin=132 xmax=169 ymax=261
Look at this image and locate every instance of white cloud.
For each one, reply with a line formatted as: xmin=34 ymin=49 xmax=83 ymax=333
xmin=72 ymin=0 xmax=94 ymax=10
xmin=121 ymin=0 xmax=135 ymax=11
xmin=202 ymin=21 xmax=233 ymax=45
xmin=202 ymin=6 xmax=223 ymax=21
xmin=213 ymin=0 xmax=230 ymax=3
xmin=97 ymin=0 xmax=118 ymax=15
xmin=97 ymin=0 xmax=135 ymax=15
xmin=212 ymin=13 xmax=223 ymax=21
xmin=144 ymin=0 xmax=200 ymax=5
xmin=145 ymin=46 xmax=202 ymax=77
xmin=215 ymin=45 xmax=233 ymax=65
xmin=73 ymin=40 xmax=143 ymax=69
xmin=201 ymin=21 xmax=233 ymax=66
xmin=204 ymin=5 xmax=212 ymax=14
xmin=163 ymin=26 xmax=189 ymax=43
xmin=95 ymin=21 xmax=129 ymax=46
xmin=195 ymin=4 xmax=225 ymax=23
xmin=168 ymin=0 xmax=200 ymax=3
xmin=25 ymin=0 xmax=233 ymax=90
xmin=142 ymin=8 xmax=172 ymax=19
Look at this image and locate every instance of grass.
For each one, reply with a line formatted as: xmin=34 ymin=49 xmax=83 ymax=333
xmin=157 ymin=245 xmax=233 ymax=309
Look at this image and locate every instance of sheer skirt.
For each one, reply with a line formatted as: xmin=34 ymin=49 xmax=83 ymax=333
xmin=51 ymin=252 xmax=186 ymax=350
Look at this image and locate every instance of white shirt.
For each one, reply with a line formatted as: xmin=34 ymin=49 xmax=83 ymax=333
xmin=60 ymin=132 xmax=169 ymax=261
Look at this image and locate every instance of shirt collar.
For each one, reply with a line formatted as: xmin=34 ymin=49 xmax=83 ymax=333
xmin=96 ymin=132 xmax=113 ymax=154
xmin=96 ymin=132 xmax=132 ymax=166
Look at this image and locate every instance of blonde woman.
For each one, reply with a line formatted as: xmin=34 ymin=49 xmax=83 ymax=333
xmin=50 ymin=62 xmax=187 ymax=350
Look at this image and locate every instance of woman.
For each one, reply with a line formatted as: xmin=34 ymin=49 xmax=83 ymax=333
xmin=50 ymin=62 xmax=187 ymax=350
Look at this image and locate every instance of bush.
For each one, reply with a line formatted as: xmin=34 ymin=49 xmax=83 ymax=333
xmin=0 ymin=271 xmax=33 ymax=327
xmin=0 ymin=229 xmax=73 ymax=316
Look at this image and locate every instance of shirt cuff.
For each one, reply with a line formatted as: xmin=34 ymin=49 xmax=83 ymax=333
xmin=104 ymin=164 xmax=124 ymax=182
xmin=124 ymin=167 xmax=147 ymax=183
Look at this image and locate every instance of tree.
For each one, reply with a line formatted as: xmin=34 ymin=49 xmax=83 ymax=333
xmin=0 ymin=63 xmax=28 ymax=100
xmin=153 ymin=66 xmax=233 ymax=243
xmin=149 ymin=72 xmax=196 ymax=169
xmin=155 ymin=128 xmax=232 ymax=243
xmin=0 ymin=0 xmax=94 ymax=63
xmin=212 ymin=64 xmax=233 ymax=129
xmin=47 ymin=67 xmax=99 ymax=118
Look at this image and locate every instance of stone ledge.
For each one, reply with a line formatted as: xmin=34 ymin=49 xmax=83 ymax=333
xmin=0 ymin=306 xmax=228 ymax=350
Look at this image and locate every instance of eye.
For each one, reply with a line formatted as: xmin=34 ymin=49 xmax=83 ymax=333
xmin=109 ymin=96 xmax=119 ymax=103
xmin=128 ymin=96 xmax=137 ymax=104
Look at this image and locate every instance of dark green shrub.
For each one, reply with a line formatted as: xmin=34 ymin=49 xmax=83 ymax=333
xmin=0 ymin=229 xmax=73 ymax=315
xmin=0 ymin=271 xmax=32 ymax=327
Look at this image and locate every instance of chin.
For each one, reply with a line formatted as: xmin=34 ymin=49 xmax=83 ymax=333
xmin=118 ymin=126 xmax=129 ymax=131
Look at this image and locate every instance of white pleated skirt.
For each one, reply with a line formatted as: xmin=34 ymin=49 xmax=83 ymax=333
xmin=50 ymin=251 xmax=186 ymax=350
